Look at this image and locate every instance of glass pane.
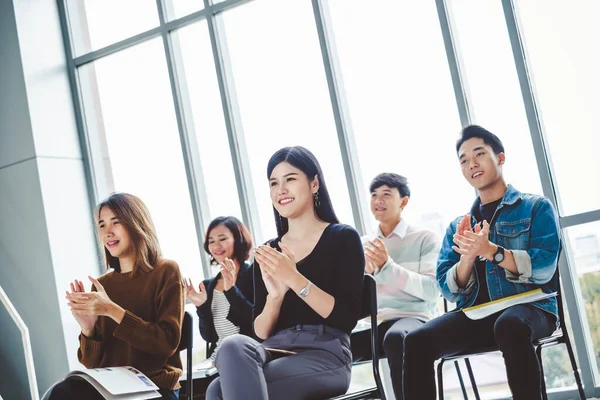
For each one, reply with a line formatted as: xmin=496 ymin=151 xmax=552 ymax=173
xmin=78 ymin=38 xmax=204 ymax=287
xmin=441 ymin=356 xmax=510 ymax=399
xmin=164 ymin=0 xmax=204 ymax=21
xmin=66 ymin=0 xmax=159 ymax=56
xmin=327 ymin=0 xmax=468 ymax=237
xmin=449 ymin=0 xmax=543 ymax=197
xmin=221 ymin=0 xmax=354 ymax=241
xmin=565 ymin=220 xmax=600 ymax=380
xmin=515 ymin=0 xmax=600 ymax=216
xmin=173 ymin=21 xmax=243 ymax=222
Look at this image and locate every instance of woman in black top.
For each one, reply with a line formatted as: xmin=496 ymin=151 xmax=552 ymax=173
xmin=185 ymin=216 xmax=254 ymax=362
xmin=207 ymin=147 xmax=365 ymax=400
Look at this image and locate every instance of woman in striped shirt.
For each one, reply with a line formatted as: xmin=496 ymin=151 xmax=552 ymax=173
xmin=185 ymin=216 xmax=254 ymax=362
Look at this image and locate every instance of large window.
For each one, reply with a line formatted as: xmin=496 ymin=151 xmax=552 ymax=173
xmin=221 ymin=0 xmax=354 ymax=240
xmin=565 ymin=221 xmax=600 ymax=379
xmin=449 ymin=0 xmax=543 ymax=197
xmin=66 ymin=0 xmax=159 ymax=56
xmin=174 ymin=21 xmax=243 ymax=223
xmin=515 ymin=0 xmax=600 ymax=216
xmin=78 ymin=38 xmax=203 ymax=285
xmin=328 ymin=0 xmax=468 ymax=238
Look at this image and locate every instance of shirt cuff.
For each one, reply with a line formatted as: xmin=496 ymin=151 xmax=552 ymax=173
xmin=505 ymin=249 xmax=532 ymax=283
xmin=446 ymin=263 xmax=476 ymax=294
xmin=375 ymin=257 xmax=394 ymax=275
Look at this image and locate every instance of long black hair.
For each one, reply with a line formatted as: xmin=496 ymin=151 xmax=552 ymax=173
xmin=267 ymin=146 xmax=339 ymax=237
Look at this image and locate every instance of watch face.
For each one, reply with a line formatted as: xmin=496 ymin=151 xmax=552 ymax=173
xmin=494 ymin=252 xmax=504 ymax=262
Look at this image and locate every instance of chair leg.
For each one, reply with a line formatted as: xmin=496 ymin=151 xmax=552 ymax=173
xmin=564 ymin=339 xmax=586 ymax=400
xmin=536 ymin=345 xmax=548 ymax=400
xmin=438 ymin=360 xmax=445 ymax=400
xmin=372 ymin=360 xmax=386 ymax=400
xmin=453 ymin=361 xmax=468 ymax=400
xmin=464 ymin=358 xmax=480 ymax=400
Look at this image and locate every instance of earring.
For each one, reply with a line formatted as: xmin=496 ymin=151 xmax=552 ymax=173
xmin=313 ymin=191 xmax=320 ymax=208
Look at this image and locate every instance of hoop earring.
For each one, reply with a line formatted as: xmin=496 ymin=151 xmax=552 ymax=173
xmin=313 ymin=191 xmax=320 ymax=208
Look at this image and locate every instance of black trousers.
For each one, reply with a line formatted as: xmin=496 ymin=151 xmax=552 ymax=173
xmin=402 ymin=304 xmax=556 ymax=400
xmin=351 ymin=317 xmax=424 ymax=400
xmin=48 ymin=376 xmax=180 ymax=400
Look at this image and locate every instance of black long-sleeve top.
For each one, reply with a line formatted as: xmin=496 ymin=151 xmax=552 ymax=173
xmin=253 ymin=224 xmax=365 ymax=336
xmin=196 ymin=262 xmax=254 ymax=353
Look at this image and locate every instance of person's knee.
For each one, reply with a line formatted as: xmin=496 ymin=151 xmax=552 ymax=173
xmin=383 ymin=329 xmax=407 ymax=356
xmin=494 ymin=314 xmax=532 ymax=348
xmin=206 ymin=377 xmax=222 ymax=400
xmin=217 ymin=334 xmax=253 ymax=357
xmin=215 ymin=334 xmax=259 ymax=369
xmin=403 ymin=329 xmax=435 ymax=361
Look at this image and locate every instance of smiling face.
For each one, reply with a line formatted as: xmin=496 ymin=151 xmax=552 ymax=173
xmin=207 ymin=224 xmax=235 ymax=264
xmin=269 ymin=162 xmax=318 ymax=220
xmin=458 ymin=137 xmax=505 ymax=191
xmin=98 ymin=206 xmax=133 ymax=260
xmin=370 ymin=185 xmax=407 ymax=225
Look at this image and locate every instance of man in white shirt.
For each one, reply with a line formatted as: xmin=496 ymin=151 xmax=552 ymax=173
xmin=352 ymin=173 xmax=440 ymax=400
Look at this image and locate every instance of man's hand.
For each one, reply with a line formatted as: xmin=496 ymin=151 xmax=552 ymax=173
xmin=452 ymin=220 xmax=495 ymax=260
xmin=364 ymin=238 xmax=389 ymax=269
xmin=365 ymin=259 xmax=377 ymax=274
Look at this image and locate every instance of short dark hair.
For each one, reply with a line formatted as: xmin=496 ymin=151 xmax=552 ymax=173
xmin=267 ymin=146 xmax=339 ymax=237
xmin=203 ymin=216 xmax=253 ymax=266
xmin=369 ymin=173 xmax=410 ymax=198
xmin=456 ymin=125 xmax=505 ymax=155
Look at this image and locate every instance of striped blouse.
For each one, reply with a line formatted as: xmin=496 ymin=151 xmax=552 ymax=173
xmin=209 ymin=289 xmax=241 ymax=360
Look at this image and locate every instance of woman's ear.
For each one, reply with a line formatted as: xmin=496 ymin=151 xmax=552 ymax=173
xmin=312 ymin=175 xmax=320 ymax=193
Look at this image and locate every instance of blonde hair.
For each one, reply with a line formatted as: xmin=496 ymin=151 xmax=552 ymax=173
xmin=96 ymin=193 xmax=162 ymax=272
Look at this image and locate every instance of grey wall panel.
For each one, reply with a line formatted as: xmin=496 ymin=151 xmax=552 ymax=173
xmin=0 ymin=160 xmax=69 ymax=397
xmin=0 ymin=0 xmax=36 ymax=169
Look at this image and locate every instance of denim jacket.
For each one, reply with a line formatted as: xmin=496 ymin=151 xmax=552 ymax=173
xmin=437 ymin=185 xmax=560 ymax=319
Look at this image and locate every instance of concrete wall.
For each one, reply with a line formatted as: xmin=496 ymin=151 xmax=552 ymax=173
xmin=0 ymin=0 xmax=100 ymax=397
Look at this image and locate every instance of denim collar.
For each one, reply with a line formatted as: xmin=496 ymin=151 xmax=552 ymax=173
xmin=469 ymin=184 xmax=522 ymax=217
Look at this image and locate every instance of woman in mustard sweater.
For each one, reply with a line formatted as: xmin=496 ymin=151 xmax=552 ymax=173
xmin=50 ymin=193 xmax=185 ymax=399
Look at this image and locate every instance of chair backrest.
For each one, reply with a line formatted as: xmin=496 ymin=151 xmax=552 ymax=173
xmin=178 ymin=311 xmax=193 ymax=399
xmin=359 ymin=274 xmax=377 ymax=320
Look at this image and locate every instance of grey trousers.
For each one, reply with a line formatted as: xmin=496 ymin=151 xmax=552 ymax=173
xmin=206 ymin=325 xmax=352 ymax=400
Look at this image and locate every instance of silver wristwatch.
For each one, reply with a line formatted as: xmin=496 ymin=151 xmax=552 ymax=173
xmin=298 ymin=280 xmax=312 ymax=298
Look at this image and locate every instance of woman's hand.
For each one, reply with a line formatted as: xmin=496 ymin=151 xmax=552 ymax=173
xmin=66 ymin=279 xmax=97 ymax=337
xmin=185 ymin=279 xmax=208 ymax=307
xmin=255 ymin=242 xmax=305 ymax=296
xmin=67 ymin=276 xmax=125 ymax=325
xmin=259 ymin=265 xmax=289 ymax=299
xmin=220 ymin=258 xmax=238 ymax=292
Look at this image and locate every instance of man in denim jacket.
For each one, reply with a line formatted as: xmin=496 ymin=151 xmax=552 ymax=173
xmin=402 ymin=125 xmax=559 ymax=400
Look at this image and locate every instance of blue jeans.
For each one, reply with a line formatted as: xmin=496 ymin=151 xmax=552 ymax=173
xmin=403 ymin=304 xmax=556 ymax=400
